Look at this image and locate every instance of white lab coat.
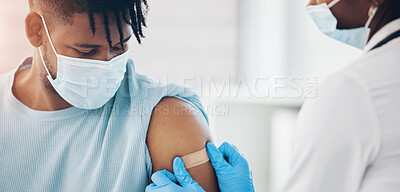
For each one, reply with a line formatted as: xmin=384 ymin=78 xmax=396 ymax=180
xmin=283 ymin=18 xmax=400 ymax=192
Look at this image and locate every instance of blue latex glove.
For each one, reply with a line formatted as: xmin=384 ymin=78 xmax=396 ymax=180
xmin=206 ymin=142 xmax=255 ymax=192
xmin=146 ymin=157 xmax=206 ymax=192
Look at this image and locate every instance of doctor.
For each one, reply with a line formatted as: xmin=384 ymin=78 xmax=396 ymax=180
xmin=146 ymin=0 xmax=400 ymax=191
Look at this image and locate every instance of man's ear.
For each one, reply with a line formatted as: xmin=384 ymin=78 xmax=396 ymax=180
xmin=25 ymin=12 xmax=43 ymax=48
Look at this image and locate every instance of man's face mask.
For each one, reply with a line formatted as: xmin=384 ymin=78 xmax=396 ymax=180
xmin=38 ymin=15 xmax=129 ymax=110
xmin=306 ymin=0 xmax=379 ymax=50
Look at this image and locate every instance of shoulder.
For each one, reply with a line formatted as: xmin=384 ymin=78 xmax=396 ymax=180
xmin=122 ymin=59 xmax=205 ymax=112
xmin=297 ymin=71 xmax=380 ymax=144
xmin=151 ymin=97 xmax=207 ymax=125
xmin=307 ymin=71 xmax=368 ymax=109
xmin=286 ymin=72 xmax=383 ymax=192
xmin=147 ymin=97 xmax=211 ymax=164
xmin=304 ymin=70 xmax=374 ymax=117
xmin=146 ymin=96 xmax=220 ymax=191
xmin=146 ymin=97 xmax=219 ymax=191
xmin=340 ymin=44 xmax=400 ymax=88
xmin=125 ymin=60 xmax=208 ymax=118
xmin=0 ymin=71 xmax=13 ymax=93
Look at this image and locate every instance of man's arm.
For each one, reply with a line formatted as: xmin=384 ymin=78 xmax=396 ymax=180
xmin=146 ymin=97 xmax=219 ymax=192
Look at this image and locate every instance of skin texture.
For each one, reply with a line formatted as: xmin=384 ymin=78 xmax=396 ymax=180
xmin=308 ymin=0 xmax=372 ymax=29
xmin=21 ymin=4 xmax=219 ymax=191
xmin=147 ymin=97 xmax=220 ymax=192
xmin=308 ymin=0 xmax=386 ymax=39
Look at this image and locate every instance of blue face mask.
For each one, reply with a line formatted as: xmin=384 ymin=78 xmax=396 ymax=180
xmin=306 ymin=0 xmax=379 ymax=50
xmin=38 ymin=16 xmax=129 ymax=110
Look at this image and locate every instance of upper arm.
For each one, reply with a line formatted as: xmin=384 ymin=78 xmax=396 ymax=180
xmin=146 ymin=97 xmax=219 ymax=192
xmin=284 ymin=73 xmax=381 ymax=192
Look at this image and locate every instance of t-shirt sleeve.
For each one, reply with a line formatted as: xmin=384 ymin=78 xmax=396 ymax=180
xmin=283 ymin=72 xmax=381 ymax=192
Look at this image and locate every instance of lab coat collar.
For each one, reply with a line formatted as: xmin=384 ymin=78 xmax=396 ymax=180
xmin=364 ymin=18 xmax=400 ymax=52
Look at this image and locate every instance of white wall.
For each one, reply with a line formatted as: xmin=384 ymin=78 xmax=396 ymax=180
xmin=209 ymin=101 xmax=273 ymax=192
xmin=0 ymin=1 xmax=31 ymax=74
xmin=129 ymin=0 xmax=239 ymax=80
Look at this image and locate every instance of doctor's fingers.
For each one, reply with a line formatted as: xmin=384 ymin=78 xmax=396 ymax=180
xmin=218 ymin=142 xmax=249 ymax=168
xmin=151 ymin=169 xmax=178 ymax=186
xmin=145 ymin=183 xmax=180 ymax=192
xmin=206 ymin=142 xmax=232 ymax=171
xmin=173 ymin=157 xmax=196 ymax=186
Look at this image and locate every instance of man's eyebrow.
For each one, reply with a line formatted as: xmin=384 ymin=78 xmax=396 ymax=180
xmin=112 ymin=35 xmax=132 ymax=47
xmin=74 ymin=43 xmax=102 ymax=48
xmin=74 ymin=35 xmax=132 ymax=48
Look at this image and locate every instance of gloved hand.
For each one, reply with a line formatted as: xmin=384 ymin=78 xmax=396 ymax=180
xmin=145 ymin=157 xmax=206 ymax=192
xmin=206 ymin=142 xmax=255 ymax=192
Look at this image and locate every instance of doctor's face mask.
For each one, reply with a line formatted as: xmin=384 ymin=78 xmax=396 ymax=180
xmin=307 ymin=0 xmax=379 ymax=50
xmin=38 ymin=14 xmax=132 ymax=110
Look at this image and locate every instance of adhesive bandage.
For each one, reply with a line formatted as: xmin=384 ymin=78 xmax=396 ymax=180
xmin=180 ymin=148 xmax=209 ymax=169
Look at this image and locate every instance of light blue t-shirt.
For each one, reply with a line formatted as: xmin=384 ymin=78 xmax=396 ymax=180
xmin=0 ymin=58 xmax=208 ymax=192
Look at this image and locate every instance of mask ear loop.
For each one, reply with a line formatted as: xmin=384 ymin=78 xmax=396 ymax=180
xmin=39 ymin=15 xmax=58 ymax=80
xmin=328 ymin=0 xmax=341 ymax=8
xmin=365 ymin=1 xmax=379 ymax=28
xmin=38 ymin=47 xmax=52 ymax=79
xmin=40 ymin=16 xmax=59 ymax=55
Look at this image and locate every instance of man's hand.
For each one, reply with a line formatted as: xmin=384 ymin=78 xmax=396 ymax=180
xmin=206 ymin=142 xmax=255 ymax=192
xmin=146 ymin=157 xmax=206 ymax=192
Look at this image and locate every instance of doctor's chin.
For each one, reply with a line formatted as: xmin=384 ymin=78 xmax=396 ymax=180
xmin=1 ymin=0 xmax=399 ymax=192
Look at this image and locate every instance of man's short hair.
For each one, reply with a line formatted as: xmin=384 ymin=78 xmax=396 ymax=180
xmin=29 ymin=0 xmax=148 ymax=48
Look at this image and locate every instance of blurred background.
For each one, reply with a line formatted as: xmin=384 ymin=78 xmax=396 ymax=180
xmin=0 ymin=0 xmax=364 ymax=191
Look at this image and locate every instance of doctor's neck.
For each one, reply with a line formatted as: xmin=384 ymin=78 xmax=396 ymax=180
xmin=368 ymin=0 xmax=400 ymax=40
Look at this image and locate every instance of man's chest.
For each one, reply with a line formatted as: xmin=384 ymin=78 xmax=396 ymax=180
xmin=0 ymin=113 xmax=151 ymax=192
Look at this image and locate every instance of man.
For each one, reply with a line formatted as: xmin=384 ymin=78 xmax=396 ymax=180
xmin=148 ymin=0 xmax=400 ymax=191
xmin=0 ymin=0 xmax=219 ymax=191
